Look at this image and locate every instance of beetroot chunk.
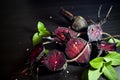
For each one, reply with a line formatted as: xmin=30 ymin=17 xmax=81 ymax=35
xmin=41 ymin=49 xmax=67 ymax=71
xmin=29 ymin=44 xmax=44 ymax=63
xmin=97 ymin=41 xmax=116 ymax=51
xmin=53 ymin=27 xmax=77 ymax=44
xmin=65 ymin=38 xmax=91 ymax=63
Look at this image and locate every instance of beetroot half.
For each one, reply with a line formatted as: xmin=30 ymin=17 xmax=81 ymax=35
xmin=65 ymin=38 xmax=91 ymax=63
xmin=41 ymin=49 xmax=67 ymax=71
xmin=53 ymin=27 xmax=77 ymax=44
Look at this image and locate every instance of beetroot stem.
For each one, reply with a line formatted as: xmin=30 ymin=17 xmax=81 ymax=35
xmin=102 ymin=34 xmax=120 ymax=40
xmin=102 ymin=32 xmax=115 ymax=43
xmin=102 ymin=32 xmax=113 ymax=38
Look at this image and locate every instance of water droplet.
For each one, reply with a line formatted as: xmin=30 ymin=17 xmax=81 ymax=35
xmin=26 ymin=48 xmax=29 ymax=51
xmin=15 ymin=78 xmax=18 ymax=80
xmin=49 ymin=16 xmax=53 ymax=19
xmin=66 ymin=70 xmax=69 ymax=74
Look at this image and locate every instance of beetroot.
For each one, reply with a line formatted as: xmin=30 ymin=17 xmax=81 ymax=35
xmin=41 ymin=49 xmax=67 ymax=71
xmin=29 ymin=44 xmax=44 ymax=63
xmin=87 ymin=24 xmax=103 ymax=42
xmin=97 ymin=41 xmax=116 ymax=51
xmin=65 ymin=38 xmax=91 ymax=63
xmin=53 ymin=27 xmax=77 ymax=44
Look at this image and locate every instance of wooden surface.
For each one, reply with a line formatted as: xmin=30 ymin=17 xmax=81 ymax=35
xmin=0 ymin=0 xmax=120 ymax=80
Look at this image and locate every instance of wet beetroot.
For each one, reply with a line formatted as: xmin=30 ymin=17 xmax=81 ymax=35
xmin=53 ymin=27 xmax=77 ymax=44
xmin=41 ymin=49 xmax=67 ymax=71
xmin=29 ymin=44 xmax=44 ymax=63
xmin=65 ymin=38 xmax=91 ymax=63
xmin=97 ymin=41 xmax=116 ymax=51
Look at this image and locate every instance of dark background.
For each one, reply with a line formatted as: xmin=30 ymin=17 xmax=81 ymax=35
xmin=0 ymin=0 xmax=120 ymax=80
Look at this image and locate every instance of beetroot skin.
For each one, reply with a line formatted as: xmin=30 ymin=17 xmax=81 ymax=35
xmin=53 ymin=27 xmax=77 ymax=44
xmin=97 ymin=41 xmax=116 ymax=51
xmin=29 ymin=44 xmax=44 ymax=63
xmin=41 ymin=49 xmax=67 ymax=71
xmin=65 ymin=38 xmax=91 ymax=63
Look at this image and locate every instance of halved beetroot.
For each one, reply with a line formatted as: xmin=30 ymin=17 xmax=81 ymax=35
xmin=41 ymin=49 xmax=67 ymax=71
xmin=65 ymin=38 xmax=91 ymax=63
xmin=29 ymin=44 xmax=44 ymax=63
xmin=53 ymin=27 xmax=77 ymax=44
xmin=87 ymin=24 xmax=103 ymax=42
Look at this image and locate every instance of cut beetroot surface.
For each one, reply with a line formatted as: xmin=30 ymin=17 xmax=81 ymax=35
xmin=53 ymin=27 xmax=77 ymax=44
xmin=41 ymin=49 xmax=66 ymax=71
xmin=29 ymin=44 xmax=44 ymax=63
xmin=65 ymin=38 xmax=91 ymax=63
xmin=87 ymin=24 xmax=103 ymax=42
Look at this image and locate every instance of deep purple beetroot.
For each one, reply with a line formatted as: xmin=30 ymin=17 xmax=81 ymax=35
xmin=29 ymin=44 xmax=44 ymax=63
xmin=53 ymin=27 xmax=77 ymax=44
xmin=65 ymin=38 xmax=91 ymax=63
xmin=41 ymin=49 xmax=67 ymax=71
xmin=97 ymin=41 xmax=116 ymax=51
xmin=87 ymin=24 xmax=103 ymax=42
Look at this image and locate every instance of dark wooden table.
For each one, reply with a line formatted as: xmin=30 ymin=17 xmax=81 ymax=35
xmin=0 ymin=0 xmax=120 ymax=80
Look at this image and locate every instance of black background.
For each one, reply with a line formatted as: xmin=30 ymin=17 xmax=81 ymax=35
xmin=0 ymin=0 xmax=120 ymax=80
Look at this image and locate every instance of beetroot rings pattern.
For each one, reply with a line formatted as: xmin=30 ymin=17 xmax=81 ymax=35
xmin=41 ymin=49 xmax=67 ymax=71
xmin=87 ymin=24 xmax=103 ymax=42
xmin=65 ymin=38 xmax=91 ymax=63
xmin=53 ymin=27 xmax=77 ymax=44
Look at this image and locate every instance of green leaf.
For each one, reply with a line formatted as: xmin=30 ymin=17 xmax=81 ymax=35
xmin=39 ymin=30 xmax=51 ymax=37
xmin=45 ymin=49 xmax=49 ymax=55
xmin=32 ymin=32 xmax=42 ymax=46
xmin=108 ymin=38 xmax=120 ymax=47
xmin=32 ymin=21 xmax=51 ymax=46
xmin=104 ymin=51 xmax=120 ymax=66
xmin=88 ymin=67 xmax=102 ymax=80
xmin=38 ymin=31 xmax=44 ymax=36
xmin=37 ymin=21 xmax=46 ymax=32
xmin=43 ymin=30 xmax=51 ymax=37
xmin=90 ymin=57 xmax=104 ymax=69
xmin=102 ymin=61 xmax=119 ymax=80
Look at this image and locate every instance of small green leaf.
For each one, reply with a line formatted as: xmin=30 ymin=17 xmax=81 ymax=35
xmin=45 ymin=49 xmax=49 ymax=55
xmin=104 ymin=51 xmax=120 ymax=66
xmin=108 ymin=38 xmax=120 ymax=47
xmin=42 ymin=30 xmax=51 ymax=37
xmin=38 ymin=31 xmax=44 ymax=36
xmin=37 ymin=21 xmax=46 ymax=32
xmin=88 ymin=67 xmax=102 ymax=80
xmin=32 ymin=32 xmax=42 ymax=46
xmin=39 ymin=30 xmax=51 ymax=37
xmin=90 ymin=57 xmax=104 ymax=69
xmin=102 ymin=61 xmax=119 ymax=80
